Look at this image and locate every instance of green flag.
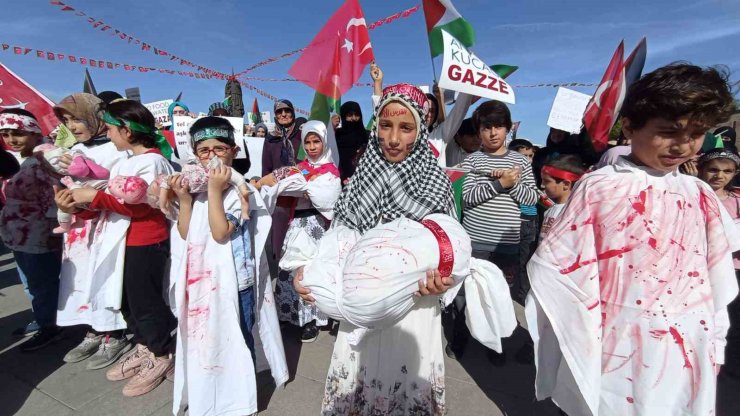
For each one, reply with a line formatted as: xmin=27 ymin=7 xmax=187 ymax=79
xmin=491 ymin=64 xmax=519 ymax=79
xmin=54 ymin=123 xmax=77 ymax=149
xmin=299 ymin=92 xmax=341 ymax=161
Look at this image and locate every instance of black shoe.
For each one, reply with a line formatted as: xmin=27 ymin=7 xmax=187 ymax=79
xmin=487 ymin=349 xmax=507 ymax=367
xmin=21 ymin=327 xmax=63 ymax=352
xmin=301 ymin=322 xmax=319 ymax=343
xmin=515 ymin=343 xmax=535 ymax=365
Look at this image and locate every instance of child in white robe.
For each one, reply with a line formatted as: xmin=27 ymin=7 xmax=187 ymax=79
xmin=527 ymin=63 xmax=739 ymax=416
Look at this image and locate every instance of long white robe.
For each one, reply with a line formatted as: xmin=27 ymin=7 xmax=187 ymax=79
xmin=173 ymin=184 xmax=288 ymax=416
xmin=526 ymin=157 xmax=739 ymax=416
xmin=57 ymin=141 xmax=129 ymax=330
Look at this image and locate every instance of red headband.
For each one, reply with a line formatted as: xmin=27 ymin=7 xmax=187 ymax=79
xmin=382 ymin=83 xmax=429 ymax=113
xmin=542 ymin=166 xmax=582 ymax=182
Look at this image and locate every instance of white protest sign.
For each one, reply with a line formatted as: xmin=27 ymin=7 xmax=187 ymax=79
xmin=546 ymin=87 xmax=592 ymax=134
xmin=172 ymin=115 xmax=196 ymax=163
xmin=144 ymin=99 xmax=174 ymax=127
xmin=438 ymin=30 xmax=515 ymax=104
xmin=261 ymin=111 xmax=271 ymax=123
xmin=222 ymin=116 xmax=248 ymax=160
xmin=243 ymin=136 xmax=264 ymax=179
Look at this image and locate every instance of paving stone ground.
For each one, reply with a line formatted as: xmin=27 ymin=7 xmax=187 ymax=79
xmin=1 ymin=246 xmax=738 ymax=415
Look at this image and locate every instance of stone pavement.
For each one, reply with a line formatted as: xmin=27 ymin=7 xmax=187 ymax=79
xmin=1 ymin=247 xmax=739 ymax=416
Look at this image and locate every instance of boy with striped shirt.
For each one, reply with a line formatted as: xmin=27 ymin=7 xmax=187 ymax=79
xmin=457 ymin=100 xmax=539 ymax=364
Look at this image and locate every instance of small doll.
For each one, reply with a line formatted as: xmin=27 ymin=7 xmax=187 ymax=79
xmin=33 ymin=144 xmax=111 ymax=233
xmin=149 ymin=157 xmax=251 ymax=219
xmin=107 ymin=175 xmax=149 ymax=205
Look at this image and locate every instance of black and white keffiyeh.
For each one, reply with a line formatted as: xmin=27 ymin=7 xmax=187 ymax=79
xmin=333 ymin=84 xmax=455 ymax=234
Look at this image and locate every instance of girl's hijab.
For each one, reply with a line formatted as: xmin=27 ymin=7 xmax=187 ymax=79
xmin=53 ymin=93 xmax=106 ymax=139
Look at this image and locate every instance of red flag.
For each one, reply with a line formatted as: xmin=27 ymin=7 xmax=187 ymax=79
xmin=583 ymin=41 xmax=625 ymax=152
xmin=288 ymin=0 xmax=374 ymax=100
xmin=0 ymin=63 xmax=58 ymax=135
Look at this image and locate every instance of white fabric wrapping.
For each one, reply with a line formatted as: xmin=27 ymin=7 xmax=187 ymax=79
xmin=56 ymin=142 xmax=128 ymax=331
xmin=271 ymin=171 xmax=341 ymax=220
xmin=173 ymin=184 xmax=288 ymax=416
xmin=525 ymin=158 xmax=739 ymax=416
xmin=281 ymin=213 xmax=516 ymax=348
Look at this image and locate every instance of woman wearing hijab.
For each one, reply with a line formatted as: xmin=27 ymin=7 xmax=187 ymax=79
xmin=265 ymin=120 xmax=342 ymax=342
xmin=253 ymin=122 xmax=268 ymax=138
xmin=334 ymin=101 xmax=369 ymax=183
xmin=261 ymin=99 xmax=306 ymax=270
xmin=52 ymin=93 xmax=131 ymax=369
xmin=296 ymin=84 xmax=456 ymax=415
xmin=166 ymin=101 xmax=190 ymax=130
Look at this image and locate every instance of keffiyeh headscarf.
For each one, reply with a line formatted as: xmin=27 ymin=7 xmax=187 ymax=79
xmin=333 ymin=83 xmax=455 ymax=234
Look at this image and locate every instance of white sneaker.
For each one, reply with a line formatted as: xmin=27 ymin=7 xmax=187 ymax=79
xmin=63 ymin=333 xmax=103 ymax=363
xmin=86 ymin=336 xmax=133 ymax=370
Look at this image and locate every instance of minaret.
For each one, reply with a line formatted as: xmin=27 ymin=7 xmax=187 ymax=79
xmin=225 ymin=69 xmax=244 ymax=117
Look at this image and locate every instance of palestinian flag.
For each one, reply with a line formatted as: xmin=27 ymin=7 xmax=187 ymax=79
xmin=491 ymin=64 xmax=518 ymax=79
xmin=250 ymin=98 xmax=262 ymax=124
xmin=423 ymin=0 xmax=475 ymax=57
xmin=445 ymin=167 xmax=466 ymax=220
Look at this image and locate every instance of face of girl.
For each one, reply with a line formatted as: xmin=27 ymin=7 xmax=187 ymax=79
xmin=304 ymin=133 xmax=324 ymax=161
xmin=105 ymin=124 xmax=133 ymax=151
xmin=0 ymin=129 xmax=41 ymax=156
xmin=377 ymin=102 xmax=418 ymax=163
xmin=699 ymin=159 xmax=737 ymax=191
xmin=61 ymin=112 xmax=95 ymax=142
xmin=255 ymin=127 xmax=267 ymax=137
xmin=194 ymin=138 xmax=236 ymax=168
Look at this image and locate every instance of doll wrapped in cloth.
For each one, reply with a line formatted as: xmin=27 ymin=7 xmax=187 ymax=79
xmin=33 ymin=143 xmax=110 ymax=233
xmin=147 ymin=157 xmax=250 ymax=220
xmin=280 ymin=213 xmax=517 ymax=349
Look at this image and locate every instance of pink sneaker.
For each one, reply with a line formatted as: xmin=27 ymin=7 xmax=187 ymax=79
xmin=122 ymin=353 xmax=173 ymax=397
xmin=106 ymin=344 xmax=149 ymax=381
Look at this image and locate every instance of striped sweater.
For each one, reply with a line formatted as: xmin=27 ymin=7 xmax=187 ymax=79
xmin=461 ymin=150 xmax=539 ymax=246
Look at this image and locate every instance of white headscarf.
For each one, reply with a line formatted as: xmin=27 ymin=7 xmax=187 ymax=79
xmin=300 ymin=120 xmax=336 ymax=167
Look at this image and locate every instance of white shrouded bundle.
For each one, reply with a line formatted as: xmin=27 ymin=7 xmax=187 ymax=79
xmin=280 ymin=214 xmax=517 ymax=349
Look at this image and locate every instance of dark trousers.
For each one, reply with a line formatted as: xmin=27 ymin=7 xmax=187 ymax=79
xmin=725 ymin=270 xmax=740 ymax=375
xmin=238 ymin=286 xmax=257 ymax=365
xmin=120 ymin=241 xmax=176 ymax=357
xmin=447 ymin=248 xmax=518 ymax=351
xmin=13 ymin=250 xmax=61 ymax=328
xmin=517 ymin=217 xmax=539 ymax=304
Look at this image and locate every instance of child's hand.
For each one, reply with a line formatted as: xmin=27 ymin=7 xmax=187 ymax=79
xmin=498 ymin=168 xmax=520 ymax=189
xmin=490 ymin=168 xmax=505 ymax=178
xmin=208 ymin=165 xmax=231 ymax=192
xmin=57 ymin=153 xmax=74 ymax=170
xmin=293 ymin=267 xmax=315 ymax=304
xmin=415 ymin=269 xmax=453 ymax=297
xmin=70 ymin=187 xmax=98 ymax=204
xmin=170 ymin=175 xmax=191 ymax=202
xmin=54 ymin=185 xmax=79 ymax=214
xmin=249 ymin=179 xmax=262 ymax=191
xmin=258 ymin=173 xmax=278 ymax=188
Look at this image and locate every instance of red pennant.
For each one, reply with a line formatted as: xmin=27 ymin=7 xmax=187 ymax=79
xmin=36 ymin=50 xmax=44 ymax=58
xmin=57 ymin=53 xmax=65 ymax=60
xmin=69 ymin=55 xmax=77 ymax=62
xmin=124 ymin=64 xmax=131 ymax=70
xmin=2 ymin=44 xmax=9 ymax=51
xmin=106 ymin=62 xmax=113 ymax=69
xmin=61 ymin=5 xmax=74 ymax=11
xmin=23 ymin=48 xmax=32 ymax=55
xmin=47 ymin=52 xmax=55 ymax=60
xmin=100 ymin=25 xmax=111 ymax=32
xmin=80 ymin=57 xmax=87 ymax=64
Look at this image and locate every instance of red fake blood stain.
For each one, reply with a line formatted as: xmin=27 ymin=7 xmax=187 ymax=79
xmin=626 ymin=397 xmax=635 ymax=404
xmin=688 ymin=271 xmax=699 ymax=278
xmin=669 ymin=327 xmax=692 ymax=369
xmin=77 ymin=305 xmax=89 ymax=312
xmin=559 ymin=255 xmax=597 ymax=274
xmin=648 ymin=238 xmax=657 ymax=250
xmin=632 ymin=190 xmax=647 ymax=214
xmin=649 ymin=329 xmax=669 ymax=339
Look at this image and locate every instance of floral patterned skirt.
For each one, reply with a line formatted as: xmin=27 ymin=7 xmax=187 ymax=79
xmin=275 ymin=214 xmax=329 ymax=327
xmin=322 ymin=296 xmax=446 ymax=416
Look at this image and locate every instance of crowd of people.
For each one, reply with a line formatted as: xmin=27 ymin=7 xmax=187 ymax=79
xmin=0 ymin=61 xmax=738 ymax=416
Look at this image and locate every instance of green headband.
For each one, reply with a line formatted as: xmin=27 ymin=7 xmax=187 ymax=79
xmin=191 ymin=127 xmax=235 ymax=145
xmin=103 ymin=112 xmax=173 ymax=160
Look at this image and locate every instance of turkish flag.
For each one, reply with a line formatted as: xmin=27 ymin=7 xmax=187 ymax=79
xmin=288 ymin=0 xmax=374 ymax=100
xmin=0 ymin=63 xmax=57 ymax=135
xmin=583 ymin=41 xmax=625 ymax=152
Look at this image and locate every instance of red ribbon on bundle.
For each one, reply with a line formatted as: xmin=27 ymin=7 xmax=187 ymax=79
xmin=421 ymin=219 xmax=454 ymax=279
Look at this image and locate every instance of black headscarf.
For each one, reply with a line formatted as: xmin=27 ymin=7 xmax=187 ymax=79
xmin=335 ymin=101 xmax=369 ymax=181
